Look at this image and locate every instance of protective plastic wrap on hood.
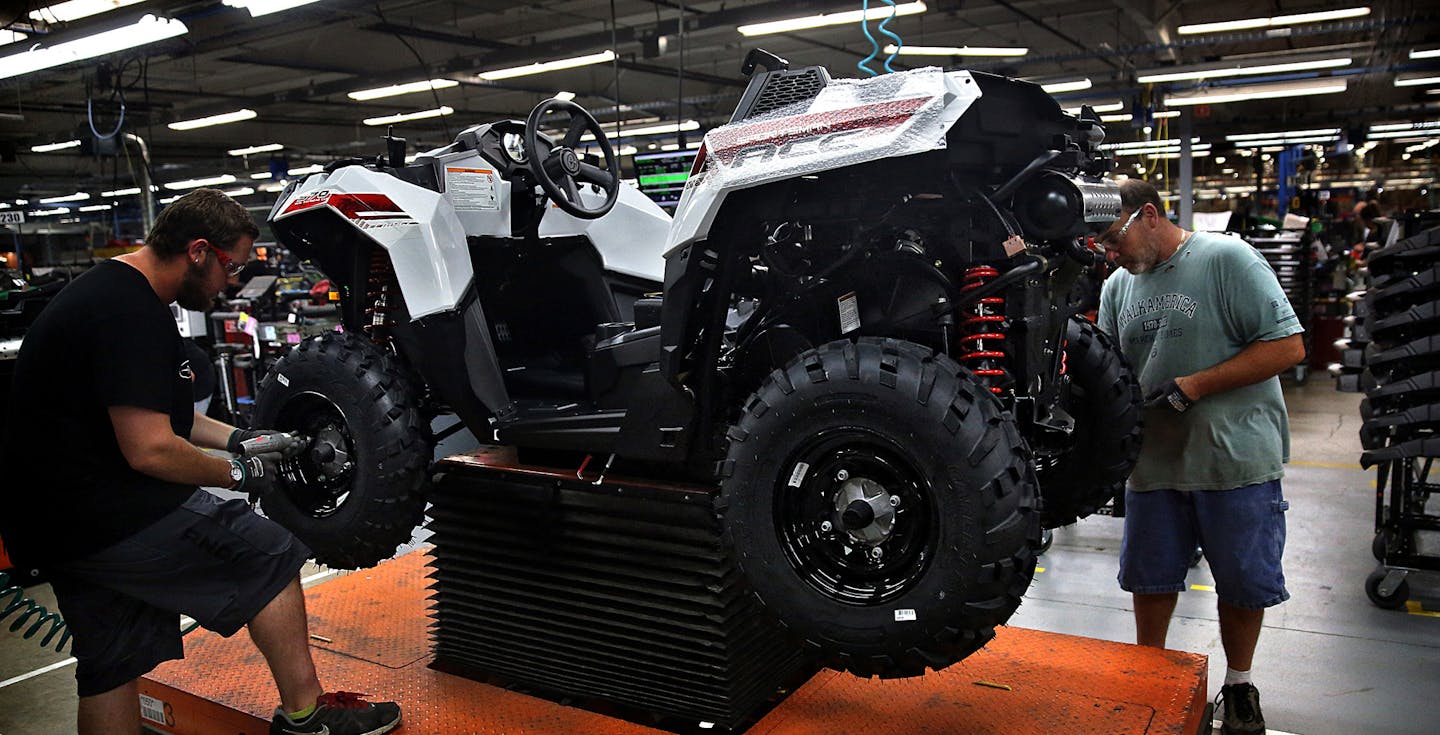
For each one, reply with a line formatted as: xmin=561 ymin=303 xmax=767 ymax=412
xmin=694 ymin=67 xmax=971 ymax=192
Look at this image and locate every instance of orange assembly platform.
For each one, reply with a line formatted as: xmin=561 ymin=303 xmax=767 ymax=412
xmin=139 ymin=549 xmax=1210 ymax=735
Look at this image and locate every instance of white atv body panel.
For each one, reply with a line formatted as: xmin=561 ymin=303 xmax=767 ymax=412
xmin=274 ymin=167 xmax=472 ymax=320
xmin=666 ymin=68 xmax=982 ymax=255
xmin=273 ymin=153 xmax=668 ymax=320
xmin=428 ymin=147 xmax=669 ymax=281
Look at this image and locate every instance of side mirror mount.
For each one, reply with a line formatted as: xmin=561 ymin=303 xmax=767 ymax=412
xmin=385 ymin=126 xmax=407 ymax=168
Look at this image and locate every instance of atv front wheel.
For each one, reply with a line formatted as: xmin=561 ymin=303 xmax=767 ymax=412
xmin=253 ymin=331 xmax=431 ymax=569
xmin=1036 ymin=317 xmax=1142 ymax=528
xmin=718 ymin=337 xmax=1040 ymax=678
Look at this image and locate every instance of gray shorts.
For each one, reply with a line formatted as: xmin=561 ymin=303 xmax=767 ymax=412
xmin=49 ymin=490 xmax=310 ymax=696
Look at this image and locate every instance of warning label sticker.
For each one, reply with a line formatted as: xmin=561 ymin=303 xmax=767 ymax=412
xmin=445 ymin=167 xmax=499 ymax=211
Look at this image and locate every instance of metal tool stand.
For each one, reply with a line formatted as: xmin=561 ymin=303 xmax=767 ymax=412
xmin=1246 ymin=228 xmax=1316 ymax=382
xmin=1349 ymin=225 xmax=1440 ymax=608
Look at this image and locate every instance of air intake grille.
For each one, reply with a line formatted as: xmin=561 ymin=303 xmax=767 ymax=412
xmin=747 ymin=68 xmax=826 ymax=119
xmin=427 ymin=451 xmax=811 ymax=730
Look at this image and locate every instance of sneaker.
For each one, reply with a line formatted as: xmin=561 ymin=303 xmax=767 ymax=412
xmin=270 ymin=691 xmax=401 ymax=735
xmin=1216 ymin=682 xmax=1266 ymax=735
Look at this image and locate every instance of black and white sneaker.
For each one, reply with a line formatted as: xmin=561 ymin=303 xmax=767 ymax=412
xmin=270 ymin=691 xmax=401 ymax=735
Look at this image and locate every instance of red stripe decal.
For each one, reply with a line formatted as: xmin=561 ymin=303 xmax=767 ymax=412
xmin=706 ymin=96 xmax=932 ymax=164
xmin=282 ymin=192 xmax=405 ymax=219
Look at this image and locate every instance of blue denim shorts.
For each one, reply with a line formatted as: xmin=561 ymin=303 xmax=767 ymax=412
xmin=1118 ymin=479 xmax=1290 ymax=609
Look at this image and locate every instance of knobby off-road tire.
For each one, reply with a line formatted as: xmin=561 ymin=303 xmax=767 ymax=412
xmin=1037 ymin=317 xmax=1142 ymax=528
xmin=718 ymin=337 xmax=1040 ymax=678
xmin=253 ymin=331 xmax=431 ymax=569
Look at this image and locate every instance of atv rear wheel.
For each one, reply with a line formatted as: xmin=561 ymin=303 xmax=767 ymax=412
xmin=1037 ymin=317 xmax=1142 ymax=528
xmin=253 ymin=331 xmax=431 ymax=569
xmin=718 ymin=338 xmax=1040 ymax=678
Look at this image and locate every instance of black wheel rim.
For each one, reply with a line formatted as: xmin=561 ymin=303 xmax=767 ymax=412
xmin=272 ymin=391 xmax=357 ymax=518
xmin=775 ymin=428 xmax=935 ymax=606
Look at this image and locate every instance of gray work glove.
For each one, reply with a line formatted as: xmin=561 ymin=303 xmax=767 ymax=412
xmin=227 ymin=428 xmax=307 ymax=458
xmin=1143 ymin=379 xmax=1195 ymax=413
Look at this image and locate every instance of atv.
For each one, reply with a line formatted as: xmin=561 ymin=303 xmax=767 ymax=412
xmin=259 ymin=50 xmax=1141 ymax=678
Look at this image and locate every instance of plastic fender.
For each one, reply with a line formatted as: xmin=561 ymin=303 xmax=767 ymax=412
xmin=540 ymin=185 xmax=669 ymax=282
xmin=274 ymin=167 xmax=473 ymax=319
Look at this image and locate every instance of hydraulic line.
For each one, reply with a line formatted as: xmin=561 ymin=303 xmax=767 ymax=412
xmin=1 ymin=570 xmax=70 ymax=653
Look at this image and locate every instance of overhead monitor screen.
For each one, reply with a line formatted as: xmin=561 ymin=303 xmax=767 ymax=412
xmin=633 ymin=150 xmax=697 ymax=208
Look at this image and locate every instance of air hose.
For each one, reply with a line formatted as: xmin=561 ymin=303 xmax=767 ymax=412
xmin=0 ymin=570 xmax=71 ymax=653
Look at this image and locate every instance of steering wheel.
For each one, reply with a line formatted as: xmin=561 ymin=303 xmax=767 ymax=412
xmin=523 ymin=98 xmax=621 ymax=219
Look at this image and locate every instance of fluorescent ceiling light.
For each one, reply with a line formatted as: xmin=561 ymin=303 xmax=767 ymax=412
xmin=882 ymin=44 xmax=1026 ymax=57
xmin=1062 ymin=101 xmax=1125 ymax=115
xmin=363 ymin=106 xmax=454 ymax=126
xmin=169 ymin=109 xmax=257 ymax=130
xmin=0 ymin=30 xmax=27 ymax=46
xmin=0 ymin=14 xmax=188 ymax=81
xmin=1101 ymin=137 xmax=1198 ymax=150
xmin=1165 ymin=78 xmax=1346 ymax=106
xmin=250 ymin=171 xmax=274 ymax=179
xmin=158 ymin=195 xmax=181 ymax=204
xmin=1137 ymin=56 xmax=1350 ymax=84
xmin=31 ymin=139 xmax=81 ymax=153
xmin=164 ymin=174 xmax=237 ymax=190
xmin=223 ymin=0 xmax=323 ymax=17
xmin=1100 ymin=113 xmax=1132 ymax=123
xmin=258 ymin=181 xmax=289 ymax=192
xmin=39 ymin=192 xmax=89 ymax=203
xmin=1230 ymin=135 xmax=1340 ymax=148
xmin=1154 ymin=110 xmax=1181 ymax=118
xmin=554 ymin=91 xmax=576 ymax=101
xmin=101 ymin=187 xmax=140 ymax=196
xmin=1178 ymin=7 xmax=1371 ymax=35
xmin=1227 ymin=128 xmax=1342 ymax=141
xmin=78 ymin=204 xmax=112 ymax=212
xmin=287 ymin=164 xmax=324 ymax=176
xmin=222 ymin=187 xmax=256 ymax=197
xmin=1395 ymin=74 xmax=1440 ymax=87
xmin=228 ymin=143 xmax=284 ymax=156
xmin=1367 ymin=129 xmax=1438 ymax=140
xmin=739 ymin=2 xmax=926 ymax=36
xmin=616 ymin=146 xmax=639 ymax=156
xmin=580 ymin=120 xmax=699 ymax=141
xmin=1371 ymin=121 xmax=1440 ymax=132
xmin=28 ymin=0 xmax=144 ymax=23
xmin=1039 ymin=78 xmax=1092 ymax=94
xmin=1412 ymin=48 xmax=1440 ymax=60
xmin=29 ymin=208 xmax=71 ymax=216
xmin=478 ymin=50 xmax=615 ymax=81
xmin=347 ymin=79 xmax=458 ymax=101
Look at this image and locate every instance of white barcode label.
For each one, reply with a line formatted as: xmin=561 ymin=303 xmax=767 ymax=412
xmin=787 ymin=461 xmax=810 ymax=488
xmin=138 ymin=693 xmax=168 ymax=725
xmin=894 ymin=608 xmax=917 ymax=622
xmin=277 ymin=373 xmax=290 ymax=387
xmin=837 ymin=292 xmax=861 ymax=334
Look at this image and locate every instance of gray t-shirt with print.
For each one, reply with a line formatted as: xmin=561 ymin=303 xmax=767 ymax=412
xmin=1097 ymin=231 xmax=1304 ymax=491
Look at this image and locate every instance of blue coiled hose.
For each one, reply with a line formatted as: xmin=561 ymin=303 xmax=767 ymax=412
xmin=858 ymin=0 xmax=906 ymax=76
xmin=1 ymin=570 xmax=71 ymax=653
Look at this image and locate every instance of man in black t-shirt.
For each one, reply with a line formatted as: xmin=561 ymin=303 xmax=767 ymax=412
xmin=0 ymin=190 xmax=400 ymax=735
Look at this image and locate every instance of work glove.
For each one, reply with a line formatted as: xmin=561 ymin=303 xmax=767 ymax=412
xmin=230 ymin=455 xmax=282 ymax=503
xmin=1144 ymin=379 xmax=1195 ymax=413
xmin=227 ymin=428 xmax=307 ymax=459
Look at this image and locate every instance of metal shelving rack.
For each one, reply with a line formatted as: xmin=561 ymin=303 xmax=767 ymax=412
xmin=1245 ymin=228 xmax=1316 ymax=381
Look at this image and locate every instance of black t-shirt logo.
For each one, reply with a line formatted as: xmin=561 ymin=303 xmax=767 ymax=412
xmin=178 ymin=359 xmax=194 ymax=381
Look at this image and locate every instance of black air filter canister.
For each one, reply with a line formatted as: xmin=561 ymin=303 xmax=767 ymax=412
xmin=427 ymin=449 xmax=812 ymax=730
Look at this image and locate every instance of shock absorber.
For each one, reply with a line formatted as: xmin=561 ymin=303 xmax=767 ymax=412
xmin=363 ymin=249 xmax=396 ymax=343
xmin=959 ymin=265 xmax=1014 ymax=395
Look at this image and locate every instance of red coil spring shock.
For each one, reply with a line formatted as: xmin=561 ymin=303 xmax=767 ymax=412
xmin=959 ymin=266 xmax=1013 ymax=395
xmin=364 ymin=250 xmax=395 ymax=343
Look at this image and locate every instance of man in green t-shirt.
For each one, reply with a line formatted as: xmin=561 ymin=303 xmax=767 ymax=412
xmin=1096 ymin=179 xmax=1305 ymax=735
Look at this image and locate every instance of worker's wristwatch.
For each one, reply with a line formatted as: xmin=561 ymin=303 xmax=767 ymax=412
xmin=227 ymin=458 xmax=246 ymax=490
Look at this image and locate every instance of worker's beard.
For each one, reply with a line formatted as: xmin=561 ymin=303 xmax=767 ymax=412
xmin=175 ymin=259 xmax=214 ymax=311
